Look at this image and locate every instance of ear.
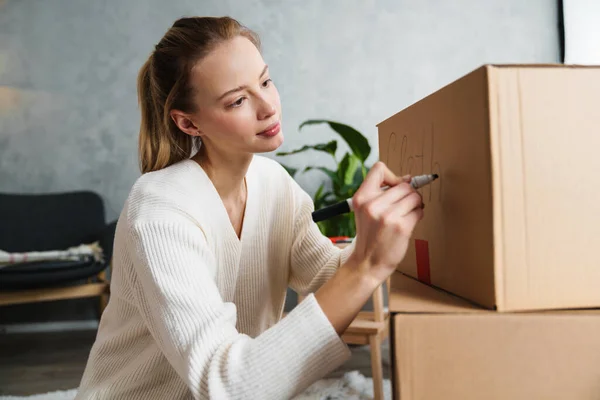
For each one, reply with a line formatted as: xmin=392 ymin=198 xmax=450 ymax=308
xmin=170 ymin=110 xmax=202 ymax=137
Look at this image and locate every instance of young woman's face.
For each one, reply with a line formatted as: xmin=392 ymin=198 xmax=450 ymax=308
xmin=187 ymin=36 xmax=283 ymax=156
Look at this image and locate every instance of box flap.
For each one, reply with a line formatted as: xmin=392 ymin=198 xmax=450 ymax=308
xmin=388 ymin=272 xmax=483 ymax=313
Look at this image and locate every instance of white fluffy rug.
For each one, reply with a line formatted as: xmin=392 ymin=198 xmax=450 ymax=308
xmin=295 ymin=371 xmax=391 ymax=400
xmin=0 ymin=371 xmax=391 ymax=400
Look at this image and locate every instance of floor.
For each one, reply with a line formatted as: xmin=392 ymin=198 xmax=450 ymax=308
xmin=0 ymin=330 xmax=391 ymax=396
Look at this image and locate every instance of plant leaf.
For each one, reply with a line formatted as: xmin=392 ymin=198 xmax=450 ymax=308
xmin=279 ymin=163 xmax=298 ymax=177
xmin=299 ymin=120 xmax=371 ymax=162
xmin=317 ymin=213 xmax=356 ymax=238
xmin=314 ymin=183 xmax=325 ymax=202
xmin=276 ymin=140 xmax=337 ymax=158
xmin=303 ymin=166 xmax=341 ymax=187
xmin=338 ymin=153 xmax=361 ymax=186
xmin=314 ymin=186 xmax=335 ymax=210
xmin=352 ymin=166 xmax=366 ymax=191
xmin=313 ymin=183 xmax=327 ymax=208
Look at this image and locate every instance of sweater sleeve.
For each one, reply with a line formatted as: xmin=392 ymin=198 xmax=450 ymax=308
xmin=287 ymin=180 xmax=355 ymax=296
xmin=128 ymin=219 xmax=351 ymax=400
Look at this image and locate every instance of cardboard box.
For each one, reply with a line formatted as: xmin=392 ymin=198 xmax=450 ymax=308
xmin=378 ymin=64 xmax=600 ymax=311
xmin=389 ymin=272 xmax=600 ymax=400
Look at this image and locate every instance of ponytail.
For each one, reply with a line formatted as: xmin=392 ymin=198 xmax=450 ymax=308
xmin=137 ymin=58 xmax=193 ymax=173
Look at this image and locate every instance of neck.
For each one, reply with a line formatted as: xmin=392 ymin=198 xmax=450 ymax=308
xmin=194 ymin=145 xmax=252 ymax=200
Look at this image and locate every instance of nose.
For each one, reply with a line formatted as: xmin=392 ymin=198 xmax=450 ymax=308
xmin=256 ymin=94 xmax=276 ymax=121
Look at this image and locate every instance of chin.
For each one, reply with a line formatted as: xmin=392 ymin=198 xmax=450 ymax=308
xmin=255 ymin=132 xmax=284 ymax=153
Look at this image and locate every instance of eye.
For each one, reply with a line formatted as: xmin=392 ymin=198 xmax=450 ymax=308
xmin=228 ymin=97 xmax=245 ymax=108
xmin=262 ymin=78 xmax=272 ymax=88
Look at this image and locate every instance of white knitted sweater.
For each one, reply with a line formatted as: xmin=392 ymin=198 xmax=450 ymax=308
xmin=76 ymin=155 xmax=354 ymax=399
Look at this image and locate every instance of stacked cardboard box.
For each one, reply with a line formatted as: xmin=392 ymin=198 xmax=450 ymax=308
xmin=387 ymin=272 xmax=600 ymax=400
xmin=378 ymin=64 xmax=600 ymax=399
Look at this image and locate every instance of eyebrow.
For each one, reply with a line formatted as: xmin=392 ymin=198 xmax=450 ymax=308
xmin=217 ymin=65 xmax=269 ymax=101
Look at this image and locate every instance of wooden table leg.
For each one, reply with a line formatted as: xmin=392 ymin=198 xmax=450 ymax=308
xmin=369 ymin=334 xmax=384 ymax=400
xmin=389 ymin=313 xmax=398 ymax=400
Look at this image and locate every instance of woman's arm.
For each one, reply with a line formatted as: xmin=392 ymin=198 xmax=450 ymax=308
xmin=285 ymin=188 xmax=388 ymax=335
xmin=287 ymin=178 xmax=357 ymax=295
xmin=128 ymin=218 xmax=351 ymax=400
xmin=289 ymin=162 xmax=424 ymax=335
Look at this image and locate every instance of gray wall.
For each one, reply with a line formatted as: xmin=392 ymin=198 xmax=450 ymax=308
xmin=0 ymin=0 xmax=559 ymax=329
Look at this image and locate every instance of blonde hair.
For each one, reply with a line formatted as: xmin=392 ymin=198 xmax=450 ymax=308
xmin=137 ymin=16 xmax=261 ymax=173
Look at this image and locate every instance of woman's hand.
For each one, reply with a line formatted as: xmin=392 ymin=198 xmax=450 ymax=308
xmin=314 ymin=161 xmax=423 ymax=335
xmin=348 ymin=161 xmax=424 ymax=285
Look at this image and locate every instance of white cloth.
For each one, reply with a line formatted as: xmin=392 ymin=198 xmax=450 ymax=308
xmin=75 ymin=155 xmax=355 ymax=400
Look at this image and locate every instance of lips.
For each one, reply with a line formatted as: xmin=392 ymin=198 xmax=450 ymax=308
xmin=258 ymin=121 xmax=281 ymax=137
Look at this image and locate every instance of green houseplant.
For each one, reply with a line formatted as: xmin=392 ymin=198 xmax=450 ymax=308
xmin=277 ymin=119 xmax=372 ymax=238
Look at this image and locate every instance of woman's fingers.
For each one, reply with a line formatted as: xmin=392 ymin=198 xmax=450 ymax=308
xmin=360 ymin=182 xmax=414 ymax=220
xmin=400 ymin=207 xmax=424 ymax=232
xmin=384 ymin=192 xmax=424 ymax=225
xmin=396 ymin=191 xmax=423 ymax=217
xmin=354 ymin=162 xmax=401 ymax=202
xmin=349 ymin=163 xmax=426 ymax=278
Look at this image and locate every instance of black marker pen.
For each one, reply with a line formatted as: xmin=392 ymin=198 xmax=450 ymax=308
xmin=312 ymin=174 xmax=439 ymax=223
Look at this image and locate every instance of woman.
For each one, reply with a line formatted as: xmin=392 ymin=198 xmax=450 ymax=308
xmin=76 ymin=16 xmax=423 ymax=400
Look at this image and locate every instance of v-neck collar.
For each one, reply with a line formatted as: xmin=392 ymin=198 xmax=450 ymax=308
xmin=185 ymin=157 xmax=255 ymax=246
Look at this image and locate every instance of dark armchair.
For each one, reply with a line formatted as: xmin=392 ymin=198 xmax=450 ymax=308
xmin=0 ymin=191 xmax=116 ymax=316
